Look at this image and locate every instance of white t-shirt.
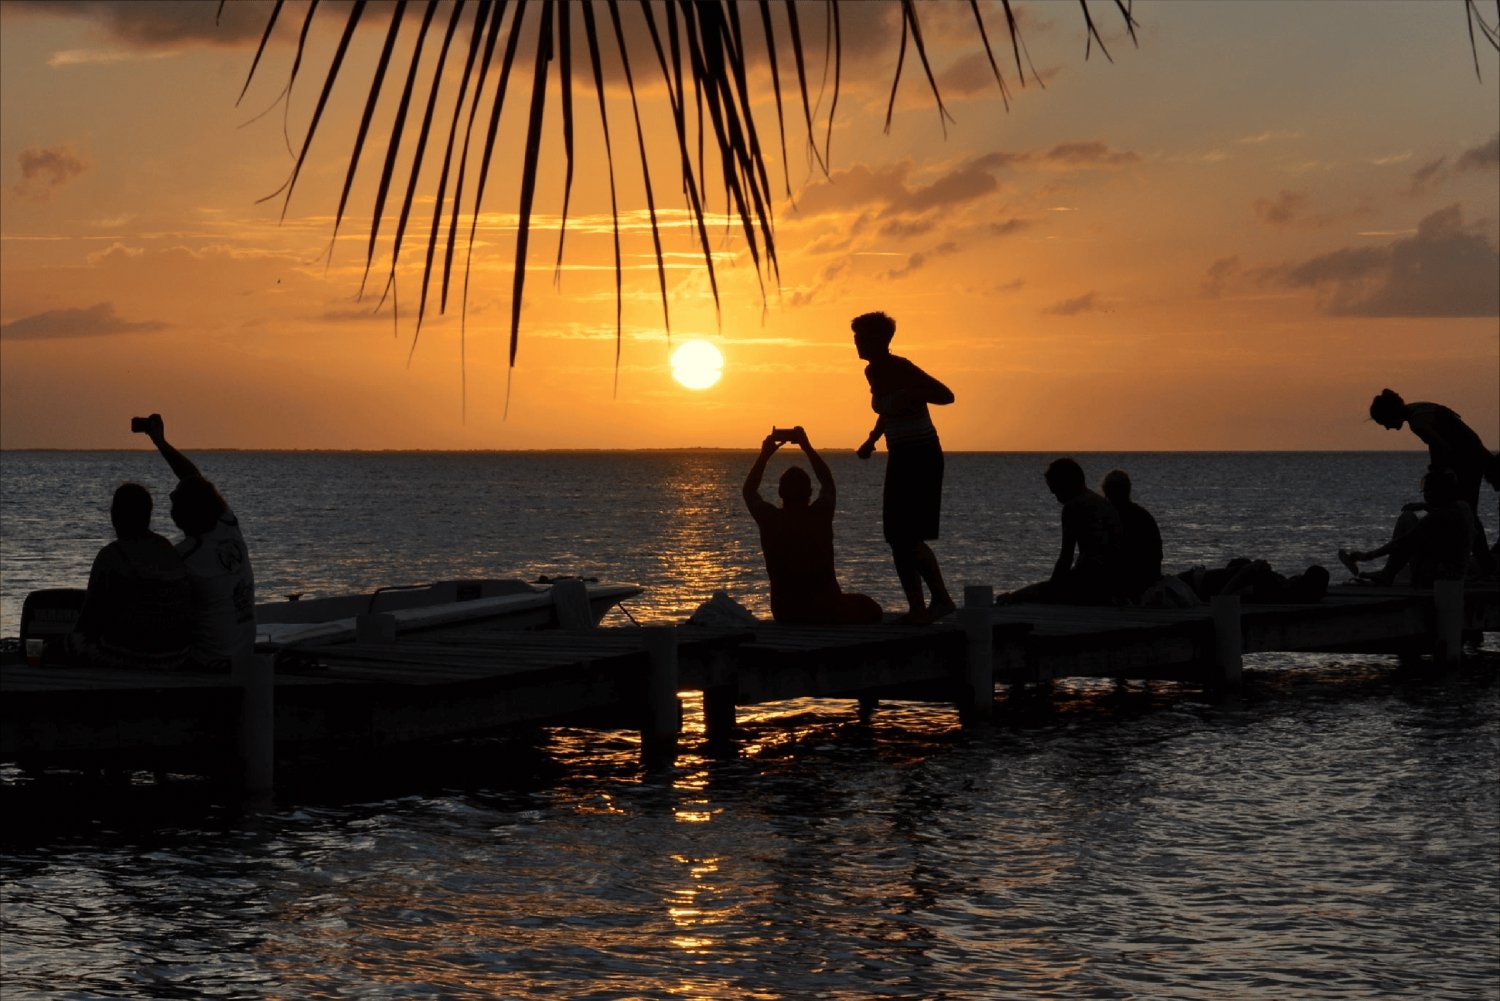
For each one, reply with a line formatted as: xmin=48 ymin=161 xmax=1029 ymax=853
xmin=176 ymin=507 xmax=255 ymax=666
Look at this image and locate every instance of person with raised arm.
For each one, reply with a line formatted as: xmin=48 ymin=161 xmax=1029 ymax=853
xmin=852 ymin=311 xmax=956 ymax=625
xmin=743 ymin=426 xmax=882 ymax=625
xmin=134 ymin=414 xmax=255 ymax=672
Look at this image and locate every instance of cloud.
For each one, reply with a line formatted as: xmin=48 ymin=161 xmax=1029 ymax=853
xmin=1258 ymin=204 xmax=1499 ymax=317
xmin=1039 ymin=142 xmax=1139 ymax=169
xmin=9 ymin=0 xmax=272 ymax=54
xmin=1254 ymin=190 xmax=1310 ymax=228
xmin=12 ymin=144 xmax=88 ymax=201
xmin=0 ymin=303 xmax=168 ymax=341
xmin=883 ymin=242 xmax=959 ymax=280
xmin=1201 ymin=256 xmax=1241 ymax=297
xmin=988 ymin=218 xmax=1032 ymax=237
xmin=1043 ymin=292 xmax=1105 ymax=316
xmin=1407 ymin=133 xmax=1499 ymax=193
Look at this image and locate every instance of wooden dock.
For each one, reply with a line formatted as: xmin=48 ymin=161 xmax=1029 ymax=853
xmin=2 ymin=582 xmax=1495 ymax=790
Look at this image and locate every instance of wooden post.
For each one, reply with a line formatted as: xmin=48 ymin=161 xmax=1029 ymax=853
xmin=959 ymin=585 xmax=995 ymax=725
xmin=1432 ymin=578 xmax=1464 ymax=669
xmin=234 ymin=651 xmax=275 ymax=797
xmin=551 ymin=578 xmax=594 ymax=629
xmin=1211 ymin=594 xmax=1243 ymax=689
xmin=703 ymin=685 xmax=738 ymax=756
xmin=642 ymin=626 xmax=679 ymax=769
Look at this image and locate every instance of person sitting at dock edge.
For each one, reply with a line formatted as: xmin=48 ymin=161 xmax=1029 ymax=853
xmin=743 ymin=426 xmax=882 ymax=625
xmin=136 ymin=414 xmax=256 ymax=671
xmin=74 ymin=482 xmax=193 ymax=670
xmin=998 ymin=457 xmax=1124 ymax=606
xmin=1101 ymin=468 xmax=1163 ymax=601
xmin=1338 ymin=466 xmax=1476 ymax=587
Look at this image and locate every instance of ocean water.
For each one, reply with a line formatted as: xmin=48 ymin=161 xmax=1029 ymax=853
xmin=1 ymin=450 xmax=1497 ymax=999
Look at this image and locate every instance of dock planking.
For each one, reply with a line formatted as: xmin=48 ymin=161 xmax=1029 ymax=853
xmin=1 ymin=582 xmax=1495 ymax=787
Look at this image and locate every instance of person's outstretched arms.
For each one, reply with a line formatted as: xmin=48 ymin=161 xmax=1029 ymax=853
xmin=743 ymin=434 xmax=779 ymax=510
xmin=793 ymin=427 xmax=836 ymax=507
xmin=135 ymin=414 xmax=201 ymax=482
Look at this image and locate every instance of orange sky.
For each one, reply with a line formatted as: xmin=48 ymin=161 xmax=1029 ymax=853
xmin=2 ymin=1 xmax=1497 ymax=451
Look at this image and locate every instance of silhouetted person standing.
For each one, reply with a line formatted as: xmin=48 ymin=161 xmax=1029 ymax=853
xmin=744 ymin=427 xmax=882 ymax=625
xmin=1101 ymin=469 xmax=1163 ymax=599
xmin=852 ymin=311 xmax=956 ymax=624
xmin=999 ymin=457 xmax=1123 ymax=605
xmin=75 ymin=482 xmax=192 ymax=670
xmin=135 ymin=414 xmax=256 ymax=672
xmin=1370 ymin=389 xmax=1497 ymax=573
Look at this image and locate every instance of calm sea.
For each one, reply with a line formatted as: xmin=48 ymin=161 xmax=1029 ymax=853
xmin=1 ymin=450 xmax=1497 ymax=999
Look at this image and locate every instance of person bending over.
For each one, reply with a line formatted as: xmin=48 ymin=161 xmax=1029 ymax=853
xmin=75 ymin=482 xmax=192 ymax=670
xmin=743 ymin=427 xmax=882 ymax=625
xmin=136 ymin=414 xmax=256 ymax=671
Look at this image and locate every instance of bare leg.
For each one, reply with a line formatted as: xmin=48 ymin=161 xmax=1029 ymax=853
xmin=913 ymin=543 xmax=955 ymax=618
xmin=892 ymin=544 xmax=927 ymax=618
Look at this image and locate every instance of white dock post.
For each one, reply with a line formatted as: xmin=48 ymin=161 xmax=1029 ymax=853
xmin=1211 ymin=594 xmax=1243 ymax=689
xmin=959 ymin=585 xmax=995 ymax=724
xmin=551 ymin=578 xmax=595 ymax=629
xmin=234 ymin=651 xmax=275 ymax=797
xmin=1432 ymin=578 xmax=1464 ymax=668
xmin=642 ymin=625 xmax=680 ymax=768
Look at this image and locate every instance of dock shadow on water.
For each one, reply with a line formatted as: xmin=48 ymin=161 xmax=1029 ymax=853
xmin=2 ymin=650 xmax=1496 ymax=1000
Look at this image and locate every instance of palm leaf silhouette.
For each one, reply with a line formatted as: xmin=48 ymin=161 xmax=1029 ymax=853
xmin=228 ymin=0 xmax=1495 ymax=399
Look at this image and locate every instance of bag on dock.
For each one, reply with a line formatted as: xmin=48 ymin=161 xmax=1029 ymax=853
xmin=688 ymin=591 xmax=759 ymax=627
xmin=20 ymin=588 xmax=87 ymax=666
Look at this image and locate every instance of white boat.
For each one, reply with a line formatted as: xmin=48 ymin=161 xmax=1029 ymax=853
xmin=255 ymin=578 xmax=641 ymax=649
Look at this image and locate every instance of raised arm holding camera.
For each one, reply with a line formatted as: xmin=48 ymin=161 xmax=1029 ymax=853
xmin=134 ymin=414 xmax=256 ymax=672
xmin=743 ymin=426 xmax=881 ymax=625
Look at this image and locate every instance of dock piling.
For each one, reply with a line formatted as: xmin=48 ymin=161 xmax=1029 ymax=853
xmin=642 ymin=626 xmax=680 ymax=768
xmin=234 ymin=652 xmax=275 ymax=796
xmin=1211 ymin=594 xmax=1243 ymax=688
xmin=959 ymin=585 xmax=995 ymax=724
xmin=1433 ymin=578 xmax=1464 ymax=668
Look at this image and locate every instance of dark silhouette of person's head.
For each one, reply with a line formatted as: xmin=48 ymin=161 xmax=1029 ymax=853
xmin=779 ymin=466 xmax=813 ymax=507
xmin=1370 ymin=388 xmax=1406 ymax=430
xmin=170 ymin=475 xmax=227 ymax=537
xmin=851 ymin=311 xmax=895 ymax=361
xmin=1044 ymin=457 xmax=1086 ymax=501
xmin=1422 ymin=466 xmax=1460 ymax=504
xmin=111 ymin=482 xmax=153 ymax=539
xmin=1101 ymin=469 xmax=1132 ymax=504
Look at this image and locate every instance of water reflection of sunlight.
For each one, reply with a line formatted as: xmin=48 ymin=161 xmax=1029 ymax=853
xmin=666 ymin=854 xmax=721 ymax=953
xmin=647 ymin=458 xmax=762 ymax=622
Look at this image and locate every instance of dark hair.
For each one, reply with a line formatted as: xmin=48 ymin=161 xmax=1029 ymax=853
xmin=851 ymin=311 xmax=896 ymax=346
xmin=1044 ymin=457 xmax=1085 ymax=494
xmin=779 ymin=466 xmax=812 ymax=504
xmin=1370 ymin=388 xmax=1405 ymax=425
xmin=1422 ymin=466 xmax=1460 ymax=504
xmin=170 ymin=476 xmax=227 ymax=537
xmin=111 ymin=482 xmax=153 ymax=537
xmin=1101 ymin=469 xmax=1132 ymax=502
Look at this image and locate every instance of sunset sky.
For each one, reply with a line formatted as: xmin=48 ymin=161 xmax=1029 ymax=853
xmin=2 ymin=0 xmax=1496 ymax=452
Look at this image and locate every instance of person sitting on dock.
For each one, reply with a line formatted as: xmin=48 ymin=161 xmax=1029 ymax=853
xmin=743 ymin=426 xmax=882 ymax=625
xmin=136 ymin=414 xmax=256 ymax=672
xmin=1177 ymin=559 xmax=1330 ymax=604
xmin=1338 ymin=466 xmax=1476 ymax=587
xmin=997 ymin=457 xmax=1124 ymax=606
xmin=1101 ymin=469 xmax=1163 ymax=601
xmin=74 ymin=482 xmax=192 ymax=670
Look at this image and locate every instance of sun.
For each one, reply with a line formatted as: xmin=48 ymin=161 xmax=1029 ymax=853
xmin=670 ymin=339 xmax=724 ymax=390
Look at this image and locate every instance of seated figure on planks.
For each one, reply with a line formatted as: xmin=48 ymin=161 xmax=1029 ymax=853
xmin=742 ymin=426 xmax=882 ymax=625
xmin=997 ymin=457 xmax=1126 ymax=606
xmin=74 ymin=482 xmax=193 ymax=670
xmin=1338 ymin=466 xmax=1476 ymax=588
